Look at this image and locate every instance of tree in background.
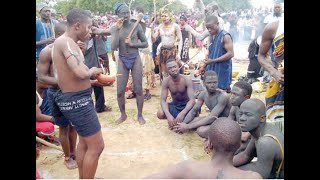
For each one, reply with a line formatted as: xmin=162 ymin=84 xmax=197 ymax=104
xmin=202 ymin=0 xmax=251 ymax=12
xmin=52 ymin=0 xmax=188 ymax=16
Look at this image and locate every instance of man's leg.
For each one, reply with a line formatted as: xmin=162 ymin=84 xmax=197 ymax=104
xmin=68 ymin=125 xmax=78 ymax=159
xmin=81 ymin=131 xmax=104 ymax=179
xmin=196 ymin=125 xmax=211 ymax=139
xmin=157 ymin=107 xmax=167 ymax=120
xmin=93 ymin=86 xmax=111 ymax=113
xmin=116 ymin=59 xmax=129 ymax=124
xmin=59 ymin=125 xmax=77 ymax=169
xmin=76 ymin=136 xmax=87 ymax=178
xmin=132 ymin=56 xmax=145 ymax=125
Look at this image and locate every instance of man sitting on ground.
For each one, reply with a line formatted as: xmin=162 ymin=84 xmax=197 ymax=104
xmin=233 ymin=98 xmax=284 ymax=178
xmin=157 ymin=59 xmax=195 ymax=130
xmin=228 ymin=81 xmax=253 ymax=154
xmin=173 ymin=70 xmax=231 ymax=138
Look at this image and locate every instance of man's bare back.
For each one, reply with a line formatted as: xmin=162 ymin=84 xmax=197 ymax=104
xmin=38 ymin=44 xmax=57 ymax=86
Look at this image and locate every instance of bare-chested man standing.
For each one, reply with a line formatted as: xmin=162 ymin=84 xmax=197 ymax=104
xmin=157 ymin=59 xmax=195 ymax=130
xmin=152 ymin=8 xmax=183 ymax=79
xmin=51 ymin=8 xmax=104 ymax=179
xmin=174 ymin=70 xmax=231 ymax=138
xmin=38 ymin=21 xmax=78 ymax=169
xmin=109 ymin=2 xmax=148 ymax=125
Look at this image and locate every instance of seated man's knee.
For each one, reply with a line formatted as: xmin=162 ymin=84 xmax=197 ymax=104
xmin=196 ymin=126 xmax=209 ymax=138
xmin=157 ymin=109 xmax=165 ymax=119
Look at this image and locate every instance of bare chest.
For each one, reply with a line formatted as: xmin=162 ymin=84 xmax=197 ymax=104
xmin=205 ymin=94 xmax=219 ymax=110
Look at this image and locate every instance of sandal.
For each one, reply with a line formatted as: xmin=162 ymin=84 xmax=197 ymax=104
xmin=64 ymin=157 xmax=78 ymax=169
xmin=144 ymin=94 xmax=152 ymax=101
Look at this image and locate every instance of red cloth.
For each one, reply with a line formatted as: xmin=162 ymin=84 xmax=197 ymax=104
xmin=36 ymin=168 xmax=41 ymax=179
xmin=36 ymin=121 xmax=54 ymax=132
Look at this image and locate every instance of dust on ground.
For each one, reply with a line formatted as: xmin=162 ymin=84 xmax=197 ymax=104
xmin=37 ymin=42 xmax=266 ymax=179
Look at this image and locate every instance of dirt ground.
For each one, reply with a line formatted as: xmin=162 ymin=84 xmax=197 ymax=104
xmin=37 ymin=42 xmax=266 ymax=179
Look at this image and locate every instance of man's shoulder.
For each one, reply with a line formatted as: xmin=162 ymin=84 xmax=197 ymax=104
xmin=217 ymin=90 xmax=228 ymax=98
xmin=55 ymin=36 xmax=75 ymax=46
xmin=256 ymin=133 xmax=280 ymax=149
xmin=40 ymin=45 xmax=53 ymax=55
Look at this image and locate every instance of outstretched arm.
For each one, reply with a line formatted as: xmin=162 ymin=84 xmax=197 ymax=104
xmin=258 ymin=21 xmax=283 ymax=84
xmin=183 ymin=92 xmax=205 ymax=124
xmin=188 ymin=92 xmax=229 ymax=129
xmin=184 ymin=24 xmax=209 ymax=41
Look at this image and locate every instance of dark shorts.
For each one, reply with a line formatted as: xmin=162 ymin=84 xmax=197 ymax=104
xmin=169 ymin=101 xmax=187 ymax=118
xmin=55 ymin=87 xmax=101 ymax=137
xmin=47 ymin=87 xmax=71 ymax=127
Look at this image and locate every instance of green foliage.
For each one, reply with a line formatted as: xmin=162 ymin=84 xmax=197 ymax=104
xmin=53 ymin=0 xmax=188 ymax=16
xmin=54 ymin=0 xmax=120 ymax=15
xmin=130 ymin=0 xmax=168 ymax=13
xmin=54 ymin=0 xmax=77 ymax=15
xmin=202 ymin=0 xmax=252 ymax=12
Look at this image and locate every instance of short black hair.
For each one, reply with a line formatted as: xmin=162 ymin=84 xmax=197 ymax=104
xmin=209 ymin=117 xmax=241 ymax=153
xmin=66 ymin=8 xmax=92 ymax=26
xmin=205 ymin=14 xmax=218 ymax=23
xmin=203 ymin=70 xmax=217 ymax=82
xmin=233 ymin=81 xmax=253 ymax=97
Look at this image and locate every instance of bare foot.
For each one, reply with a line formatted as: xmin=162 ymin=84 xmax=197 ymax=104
xmin=116 ymin=114 xmax=127 ymax=124
xmin=64 ymin=157 xmax=78 ymax=169
xmin=137 ymin=116 xmax=146 ymax=125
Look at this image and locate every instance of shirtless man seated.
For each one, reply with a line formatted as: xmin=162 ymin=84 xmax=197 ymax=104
xmin=233 ymin=99 xmax=284 ymax=178
xmin=157 ymin=59 xmax=195 ymax=130
xmin=144 ymin=117 xmax=262 ymax=179
xmin=228 ymin=81 xmax=253 ymax=154
xmin=174 ymin=70 xmax=231 ymax=138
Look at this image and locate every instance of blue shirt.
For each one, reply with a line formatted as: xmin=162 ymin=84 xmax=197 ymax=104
xmin=36 ymin=19 xmax=55 ymax=59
